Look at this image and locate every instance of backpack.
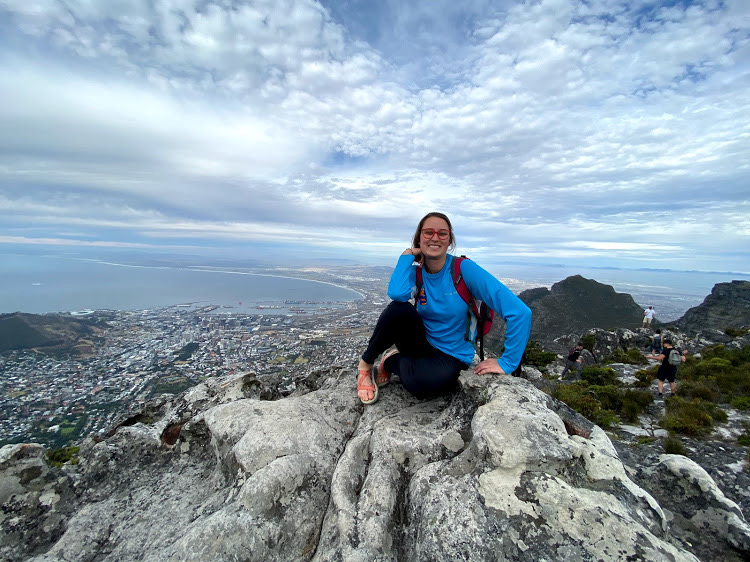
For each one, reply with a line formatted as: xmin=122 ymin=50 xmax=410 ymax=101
xmin=415 ymin=256 xmax=495 ymax=361
xmin=668 ymin=348 xmax=682 ymax=366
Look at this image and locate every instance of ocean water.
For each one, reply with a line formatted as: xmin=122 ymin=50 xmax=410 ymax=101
xmin=0 ymin=254 xmax=362 ymax=315
xmin=2 ymin=254 xmax=747 ymax=321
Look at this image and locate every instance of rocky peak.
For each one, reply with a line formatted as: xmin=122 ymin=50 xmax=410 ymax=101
xmin=516 ymin=275 xmax=645 ymax=343
xmin=672 ymin=280 xmax=750 ymax=335
xmin=3 ymin=364 xmax=749 ymax=561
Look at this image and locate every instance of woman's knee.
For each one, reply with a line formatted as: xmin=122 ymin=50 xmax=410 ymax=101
xmin=385 ymin=300 xmax=418 ymax=317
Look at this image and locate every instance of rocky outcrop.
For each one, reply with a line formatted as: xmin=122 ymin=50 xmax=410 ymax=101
xmin=498 ymin=275 xmax=644 ymax=345
xmin=3 ymin=365 xmax=749 ymax=561
xmin=672 ymin=280 xmax=750 ymax=335
xmin=615 ymin=440 xmax=750 ymax=562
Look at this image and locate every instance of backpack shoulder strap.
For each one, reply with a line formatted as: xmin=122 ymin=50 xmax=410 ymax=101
xmin=415 ymin=263 xmax=423 ymax=290
xmin=452 ymin=255 xmax=472 ymax=307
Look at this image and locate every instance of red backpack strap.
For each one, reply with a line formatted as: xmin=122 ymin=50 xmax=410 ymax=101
xmin=452 ymin=256 xmax=473 ymax=309
xmin=452 ymin=256 xmax=476 ymax=345
xmin=415 ymin=263 xmax=423 ymax=291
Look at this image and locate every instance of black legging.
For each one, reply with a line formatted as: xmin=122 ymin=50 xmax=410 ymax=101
xmin=361 ymin=301 xmax=468 ymax=398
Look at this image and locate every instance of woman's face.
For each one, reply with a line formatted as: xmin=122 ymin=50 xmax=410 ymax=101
xmin=419 ymin=216 xmax=451 ymax=261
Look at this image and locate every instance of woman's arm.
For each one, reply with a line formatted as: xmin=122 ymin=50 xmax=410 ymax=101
xmin=460 ymin=259 xmax=532 ymax=374
xmin=386 ymin=252 xmax=419 ymax=302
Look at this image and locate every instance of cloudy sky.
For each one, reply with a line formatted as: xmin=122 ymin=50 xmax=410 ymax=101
xmin=1 ymin=0 xmax=749 ymax=273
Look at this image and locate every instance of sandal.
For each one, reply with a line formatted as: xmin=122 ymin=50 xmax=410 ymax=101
xmin=357 ymin=368 xmax=378 ymax=405
xmin=377 ymin=349 xmax=399 ymax=386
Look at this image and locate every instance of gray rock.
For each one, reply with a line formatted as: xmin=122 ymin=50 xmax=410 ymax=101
xmin=519 ymin=365 xmax=543 ymax=382
xmin=0 ymin=443 xmax=76 ymax=561
xmin=632 ymin=454 xmax=750 ymax=560
xmin=616 ymin=327 xmax=645 ymax=349
xmin=586 ymin=327 xmax=621 ymax=361
xmin=608 ymin=362 xmax=640 ymax=385
xmin=4 ymin=366 xmax=748 ymax=562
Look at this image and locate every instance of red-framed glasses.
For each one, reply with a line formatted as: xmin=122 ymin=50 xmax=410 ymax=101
xmin=421 ymin=228 xmax=451 ymax=240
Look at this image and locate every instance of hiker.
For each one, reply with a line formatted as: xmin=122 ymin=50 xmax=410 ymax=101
xmin=648 ymin=329 xmax=663 ymax=354
xmin=646 ymin=338 xmax=687 ymax=397
xmin=561 ymin=342 xmax=584 ymax=378
xmin=642 ymin=305 xmax=655 ymax=328
xmin=356 ymin=212 xmax=531 ymax=404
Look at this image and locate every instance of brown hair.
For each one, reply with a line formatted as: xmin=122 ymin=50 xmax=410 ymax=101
xmin=412 ymin=212 xmax=456 ymax=251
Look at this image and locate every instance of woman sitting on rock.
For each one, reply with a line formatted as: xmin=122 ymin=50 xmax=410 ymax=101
xmin=356 ymin=212 xmax=532 ymax=404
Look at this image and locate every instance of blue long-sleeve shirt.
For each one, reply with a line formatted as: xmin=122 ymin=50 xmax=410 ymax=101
xmin=387 ymin=254 xmax=531 ymax=373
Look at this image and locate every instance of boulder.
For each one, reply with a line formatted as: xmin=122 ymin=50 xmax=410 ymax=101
xmin=587 ymin=328 xmax=621 ymax=362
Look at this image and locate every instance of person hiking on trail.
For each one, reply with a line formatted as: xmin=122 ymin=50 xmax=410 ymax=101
xmin=561 ymin=342 xmax=584 ymax=378
xmin=648 ymin=329 xmax=663 ymax=354
xmin=646 ymin=338 xmax=687 ymax=398
xmin=642 ymin=305 xmax=655 ymax=328
xmin=356 ymin=211 xmax=532 ymax=404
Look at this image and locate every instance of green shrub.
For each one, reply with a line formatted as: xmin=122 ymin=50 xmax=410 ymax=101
xmin=662 ymin=397 xmax=727 ymax=437
xmin=694 ymin=357 xmax=734 ymax=377
xmin=589 ymin=384 xmax=622 ymax=411
xmin=671 ymin=344 xmax=750 ymax=405
xmin=552 ymin=381 xmax=651 ymax=427
xmin=612 ymin=388 xmax=654 ymax=423
xmin=731 ymin=397 xmax=750 ymax=410
xmin=46 ymin=446 xmax=80 ymax=468
xmin=725 ymin=327 xmax=749 ymax=337
xmin=580 ymin=333 xmax=596 ymax=352
xmin=701 ymin=344 xmax=728 ymax=361
xmin=664 ymin=437 xmax=687 ymax=455
xmin=582 ymin=366 xmax=619 ymax=386
xmin=737 ymin=422 xmax=750 ymax=447
xmin=551 ymin=382 xmax=617 ymax=428
xmin=679 ymin=380 xmax=720 ymax=402
xmin=633 ymin=369 xmax=654 ymax=388
xmin=524 ymin=340 xmax=557 ymax=368
xmin=623 ymin=388 xmax=653 ymax=409
xmin=621 ymin=399 xmax=640 ymax=423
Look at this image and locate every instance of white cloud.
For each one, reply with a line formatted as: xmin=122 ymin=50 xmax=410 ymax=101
xmin=0 ymin=0 xmax=748 ymax=273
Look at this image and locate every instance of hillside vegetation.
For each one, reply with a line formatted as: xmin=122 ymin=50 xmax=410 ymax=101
xmin=0 ymin=313 xmax=103 ymax=354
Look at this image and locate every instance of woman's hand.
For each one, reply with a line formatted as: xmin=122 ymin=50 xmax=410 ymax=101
xmin=403 ymin=247 xmax=422 ymax=264
xmin=474 ymin=359 xmax=506 ymax=376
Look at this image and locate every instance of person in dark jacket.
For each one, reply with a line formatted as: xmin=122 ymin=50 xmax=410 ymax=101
xmin=561 ymin=342 xmax=584 ymax=378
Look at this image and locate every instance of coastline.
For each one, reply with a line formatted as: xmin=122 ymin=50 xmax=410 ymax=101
xmin=1 ymin=254 xmax=364 ymax=315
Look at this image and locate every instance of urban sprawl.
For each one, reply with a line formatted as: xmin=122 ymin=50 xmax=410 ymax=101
xmin=1 ymin=268 xmax=391 ymax=449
